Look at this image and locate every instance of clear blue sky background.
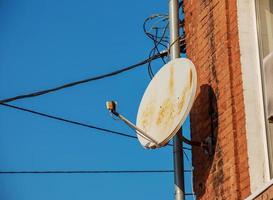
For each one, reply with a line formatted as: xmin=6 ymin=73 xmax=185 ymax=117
xmin=0 ymin=1 xmax=194 ymax=199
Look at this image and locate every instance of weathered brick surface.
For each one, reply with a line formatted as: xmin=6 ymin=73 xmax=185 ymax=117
xmin=184 ymin=0 xmax=251 ymax=199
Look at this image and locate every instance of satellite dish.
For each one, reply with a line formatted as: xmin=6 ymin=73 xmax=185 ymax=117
xmin=136 ymin=58 xmax=197 ymax=148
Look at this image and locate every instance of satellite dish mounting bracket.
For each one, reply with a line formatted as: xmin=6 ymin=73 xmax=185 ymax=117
xmin=181 ymin=135 xmax=215 ymax=157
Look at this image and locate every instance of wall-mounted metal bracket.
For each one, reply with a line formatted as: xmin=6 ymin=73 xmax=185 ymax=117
xmin=202 ymin=136 xmax=215 ymax=157
xmin=182 ymin=135 xmax=215 ymax=157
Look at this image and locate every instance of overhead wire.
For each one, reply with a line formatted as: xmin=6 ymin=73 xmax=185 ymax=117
xmin=0 ymin=103 xmax=192 ymax=151
xmin=143 ymin=14 xmax=170 ymax=79
xmin=143 ymin=14 xmax=169 ymax=44
xmin=149 ymin=25 xmax=169 ymax=78
xmin=0 ymin=51 xmax=167 ymax=104
xmin=0 ymin=103 xmax=137 ymax=139
xmin=143 ymin=14 xmax=186 ymax=80
xmin=0 ymin=169 xmax=180 ymax=174
xmin=0 ymin=168 xmax=194 ymax=197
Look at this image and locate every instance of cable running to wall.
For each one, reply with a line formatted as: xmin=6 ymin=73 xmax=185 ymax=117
xmin=0 ymin=103 xmax=191 ymax=151
xmin=0 ymin=52 xmax=166 ymax=104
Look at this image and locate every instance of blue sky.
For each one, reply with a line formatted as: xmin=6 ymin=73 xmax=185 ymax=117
xmin=0 ymin=1 xmax=194 ymax=199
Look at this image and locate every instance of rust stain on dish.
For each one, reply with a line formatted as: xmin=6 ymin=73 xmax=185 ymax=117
xmin=177 ymin=69 xmax=192 ymax=113
xmin=139 ymin=67 xmax=193 ymax=136
xmin=139 ymin=100 xmax=156 ymax=132
xmin=156 ymin=66 xmax=176 ymax=128
xmin=156 ymin=68 xmax=193 ymax=129
xmin=156 ymin=98 xmax=175 ymax=126
xmin=169 ymin=65 xmax=174 ymax=95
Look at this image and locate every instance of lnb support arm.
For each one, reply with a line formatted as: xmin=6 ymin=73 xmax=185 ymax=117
xmin=106 ymin=101 xmax=160 ymax=148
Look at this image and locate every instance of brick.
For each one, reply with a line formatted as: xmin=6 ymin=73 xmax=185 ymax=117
xmin=186 ymin=0 xmax=251 ymax=199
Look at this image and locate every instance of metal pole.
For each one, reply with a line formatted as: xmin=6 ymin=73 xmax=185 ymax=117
xmin=173 ymin=128 xmax=184 ymax=200
xmin=169 ymin=1 xmax=185 ymax=200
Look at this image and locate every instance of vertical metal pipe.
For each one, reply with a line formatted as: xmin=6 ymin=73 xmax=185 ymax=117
xmin=169 ymin=0 xmax=181 ymax=60
xmin=169 ymin=1 xmax=185 ymax=200
xmin=173 ymin=129 xmax=184 ymax=200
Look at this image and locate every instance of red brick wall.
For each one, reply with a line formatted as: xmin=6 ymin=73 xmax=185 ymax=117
xmin=183 ymin=0 xmax=251 ymax=199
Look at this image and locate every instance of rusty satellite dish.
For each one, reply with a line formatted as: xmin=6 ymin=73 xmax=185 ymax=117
xmin=136 ymin=58 xmax=197 ymax=148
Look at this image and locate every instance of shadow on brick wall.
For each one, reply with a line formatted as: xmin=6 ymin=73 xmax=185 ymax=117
xmin=191 ymin=84 xmax=219 ymax=198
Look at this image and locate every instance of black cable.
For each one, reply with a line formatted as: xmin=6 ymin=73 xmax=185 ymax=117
xmin=148 ymin=45 xmax=156 ymax=79
xmin=182 ymin=136 xmax=202 ymax=147
xmin=150 ymin=26 xmax=168 ymax=64
xmin=0 ymin=103 xmax=192 ymax=151
xmin=148 ymin=24 xmax=169 ymax=79
xmin=0 ymin=103 xmax=137 ymax=139
xmin=143 ymin=15 xmax=169 ymax=79
xmin=185 ymin=193 xmax=195 ymax=196
xmin=143 ymin=14 xmax=169 ymax=45
xmin=179 ymin=0 xmax=183 ymax=8
xmin=0 ymin=52 xmax=166 ymax=104
xmin=0 ymin=170 xmax=179 ymax=174
xmin=0 ymin=168 xmax=194 ymax=197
